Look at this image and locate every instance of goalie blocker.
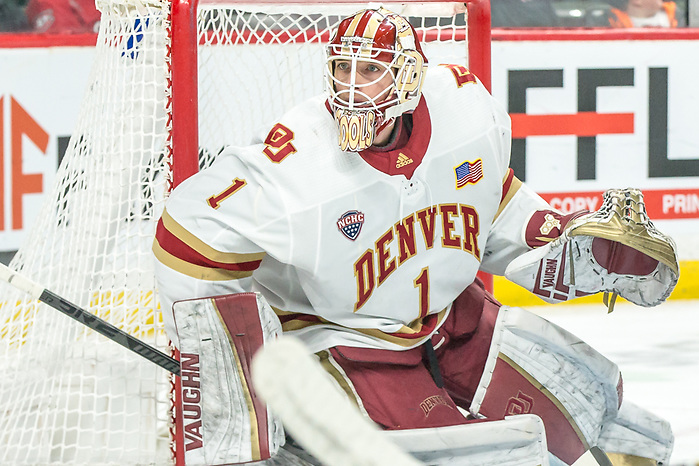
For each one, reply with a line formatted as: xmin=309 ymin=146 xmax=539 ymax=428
xmin=505 ymin=188 xmax=679 ymax=311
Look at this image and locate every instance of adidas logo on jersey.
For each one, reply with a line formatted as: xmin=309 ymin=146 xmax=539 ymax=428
xmin=396 ymin=153 xmax=413 ymax=168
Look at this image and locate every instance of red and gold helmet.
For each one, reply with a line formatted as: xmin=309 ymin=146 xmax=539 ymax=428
xmin=325 ymin=7 xmax=428 ymax=151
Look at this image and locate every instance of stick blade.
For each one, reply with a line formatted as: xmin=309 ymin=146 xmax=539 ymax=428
xmin=252 ymin=336 xmax=423 ymax=466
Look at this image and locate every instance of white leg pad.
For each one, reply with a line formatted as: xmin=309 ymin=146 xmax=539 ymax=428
xmin=472 ymin=306 xmax=622 ymax=440
xmin=471 ymin=306 xmax=622 ymax=464
xmin=174 ymin=292 xmax=285 ymax=465
xmin=385 ymin=414 xmax=550 ymax=466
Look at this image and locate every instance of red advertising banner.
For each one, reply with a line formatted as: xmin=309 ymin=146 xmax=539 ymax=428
xmin=538 ymin=189 xmax=699 ymax=220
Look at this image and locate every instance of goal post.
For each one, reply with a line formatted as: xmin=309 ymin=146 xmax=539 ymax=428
xmin=170 ymin=0 xmax=492 ymax=187
xmin=0 ymin=1 xmax=491 ymax=464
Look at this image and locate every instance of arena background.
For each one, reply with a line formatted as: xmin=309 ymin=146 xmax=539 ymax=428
xmin=1 ymin=16 xmax=698 ymax=465
xmin=2 ymin=27 xmax=698 ymax=304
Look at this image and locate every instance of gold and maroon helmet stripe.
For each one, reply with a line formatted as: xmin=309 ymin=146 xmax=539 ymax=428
xmin=345 ymin=9 xmax=387 ymax=43
xmin=345 ymin=9 xmax=372 ymax=38
xmin=342 ymin=11 xmax=363 ymax=37
xmin=493 ymin=168 xmax=523 ymax=222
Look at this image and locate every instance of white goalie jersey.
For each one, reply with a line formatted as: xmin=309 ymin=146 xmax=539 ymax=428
xmin=154 ymin=65 xmax=566 ymax=352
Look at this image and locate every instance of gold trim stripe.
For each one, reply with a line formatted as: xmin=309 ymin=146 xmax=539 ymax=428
xmin=212 ymin=300 xmax=263 ymax=461
xmin=606 ymin=452 xmax=658 ymax=466
xmin=281 ymin=308 xmax=449 ymax=348
xmin=498 ymin=352 xmax=590 ymax=450
xmin=493 ymin=174 xmax=523 ymax=222
xmin=161 ymin=209 xmax=266 ymax=265
xmin=362 ymin=13 xmax=381 ymax=40
xmin=317 ymin=350 xmax=363 ymax=409
xmin=271 ymin=306 xmax=292 ymax=315
xmin=152 ymin=238 xmax=253 ymax=282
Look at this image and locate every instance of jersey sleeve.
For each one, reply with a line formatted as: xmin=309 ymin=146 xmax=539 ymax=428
xmin=153 ymin=146 xmax=283 ymax=344
xmin=433 ymin=63 xmax=513 ymax=180
xmin=488 ymin=82 xmax=514 ymax=180
xmin=480 ymin=170 xmax=553 ymax=275
xmin=481 ymin=170 xmax=590 ymax=276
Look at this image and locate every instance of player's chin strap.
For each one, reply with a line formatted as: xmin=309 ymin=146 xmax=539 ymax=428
xmin=506 ymin=188 xmax=679 ymax=310
xmin=385 ymin=92 xmax=420 ymax=120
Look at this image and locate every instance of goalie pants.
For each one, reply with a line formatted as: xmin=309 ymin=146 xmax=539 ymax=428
xmin=318 ymin=279 xmax=496 ymax=431
xmin=318 ymin=280 xmax=673 ymax=465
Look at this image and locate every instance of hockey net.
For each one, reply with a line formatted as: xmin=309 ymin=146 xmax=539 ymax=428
xmin=0 ymin=1 xmax=490 ymax=464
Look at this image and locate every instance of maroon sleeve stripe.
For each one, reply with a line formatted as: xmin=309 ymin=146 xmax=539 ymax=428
xmin=494 ymin=169 xmax=522 ymax=222
xmin=501 ymin=168 xmax=515 ymax=204
xmin=155 ymin=217 xmax=261 ymax=272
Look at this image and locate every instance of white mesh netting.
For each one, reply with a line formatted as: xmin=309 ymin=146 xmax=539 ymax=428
xmin=0 ymin=1 xmax=474 ymax=464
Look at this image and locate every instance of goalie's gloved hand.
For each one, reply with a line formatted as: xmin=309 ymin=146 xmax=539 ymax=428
xmin=505 ymin=188 xmax=679 ymax=310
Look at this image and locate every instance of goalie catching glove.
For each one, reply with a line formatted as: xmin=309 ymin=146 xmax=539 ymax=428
xmin=505 ymin=188 xmax=679 ymax=310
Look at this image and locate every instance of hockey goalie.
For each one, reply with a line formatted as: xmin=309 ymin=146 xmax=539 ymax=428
xmin=153 ymin=7 xmax=678 ymax=466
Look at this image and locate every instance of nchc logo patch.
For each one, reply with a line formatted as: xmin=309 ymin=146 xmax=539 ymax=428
xmin=337 ymin=210 xmax=365 ymax=241
xmin=454 ymin=158 xmax=483 ymax=189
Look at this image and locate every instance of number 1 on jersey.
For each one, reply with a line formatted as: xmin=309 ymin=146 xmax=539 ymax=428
xmin=207 ymin=178 xmax=246 ymax=209
xmin=413 ymin=267 xmax=430 ymax=318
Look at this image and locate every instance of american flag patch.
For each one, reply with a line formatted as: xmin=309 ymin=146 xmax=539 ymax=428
xmin=454 ymin=159 xmax=483 ymax=188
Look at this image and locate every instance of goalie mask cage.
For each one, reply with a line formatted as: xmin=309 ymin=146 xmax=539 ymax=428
xmin=0 ymin=1 xmax=490 ymax=464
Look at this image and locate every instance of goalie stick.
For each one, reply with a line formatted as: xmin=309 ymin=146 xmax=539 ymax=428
xmin=0 ymin=262 xmax=180 ymax=376
xmin=252 ymin=335 xmax=423 ymax=466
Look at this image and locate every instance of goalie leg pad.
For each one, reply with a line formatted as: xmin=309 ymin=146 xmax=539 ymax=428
xmin=252 ymin=335 xmax=423 ymax=466
xmin=471 ymin=306 xmax=622 ymax=465
xmin=385 ymin=414 xmax=550 ymax=466
xmin=173 ymin=292 xmax=284 ymax=465
xmin=597 ymin=401 xmax=673 ymax=465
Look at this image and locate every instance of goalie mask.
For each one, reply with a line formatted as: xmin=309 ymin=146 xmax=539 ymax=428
xmin=325 ymin=8 xmax=428 ymax=152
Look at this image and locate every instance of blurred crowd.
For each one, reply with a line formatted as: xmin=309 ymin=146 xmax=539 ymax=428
xmin=0 ymin=0 xmax=100 ymax=33
xmin=0 ymin=0 xmax=692 ymax=34
xmin=492 ymin=0 xmax=688 ymax=27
